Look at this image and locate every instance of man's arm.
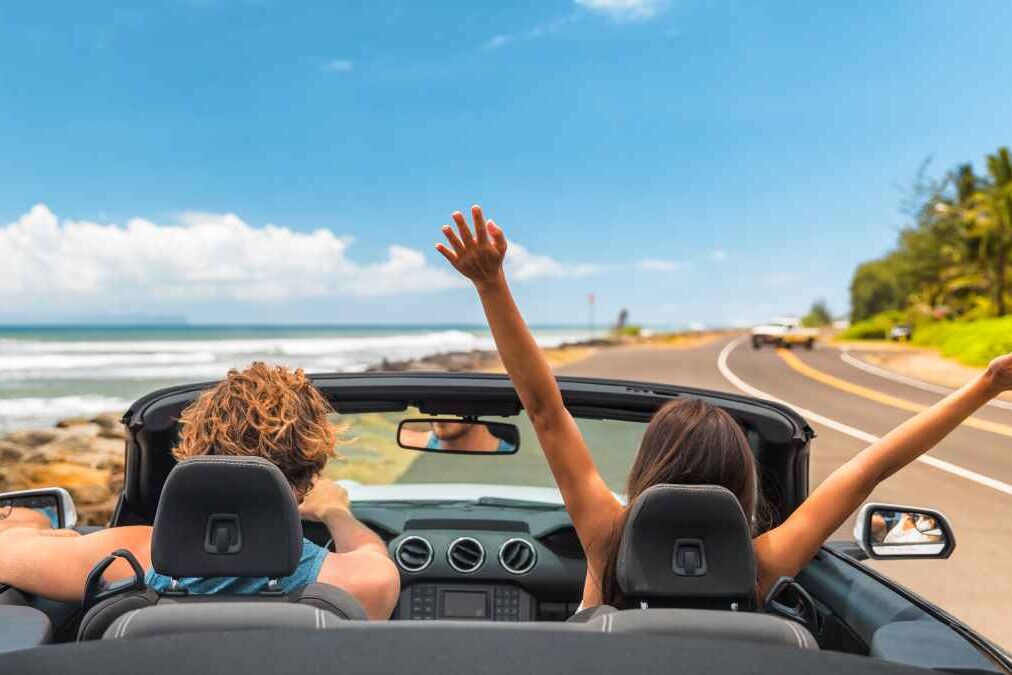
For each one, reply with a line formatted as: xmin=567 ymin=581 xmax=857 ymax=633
xmin=0 ymin=526 xmax=152 ymax=602
xmin=299 ymin=480 xmax=400 ymax=619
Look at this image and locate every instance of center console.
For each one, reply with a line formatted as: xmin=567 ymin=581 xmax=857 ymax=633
xmin=398 ymin=584 xmax=533 ymax=622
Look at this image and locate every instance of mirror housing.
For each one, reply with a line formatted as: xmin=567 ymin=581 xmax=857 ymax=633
xmin=853 ymin=503 xmax=954 ymax=560
xmin=397 ymin=418 xmax=520 ymax=455
xmin=0 ymin=487 xmax=78 ymax=529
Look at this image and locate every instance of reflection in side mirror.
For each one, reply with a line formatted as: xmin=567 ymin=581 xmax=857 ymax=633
xmin=853 ymin=503 xmax=955 ymax=560
xmin=397 ymin=418 xmax=520 ymax=455
xmin=0 ymin=487 xmax=78 ymax=529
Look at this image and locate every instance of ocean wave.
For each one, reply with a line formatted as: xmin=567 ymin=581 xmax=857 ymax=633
xmin=0 ymin=395 xmax=132 ymax=431
xmin=0 ymin=329 xmax=587 ymax=382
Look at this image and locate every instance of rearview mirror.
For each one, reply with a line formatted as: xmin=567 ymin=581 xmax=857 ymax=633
xmin=397 ymin=418 xmax=520 ymax=455
xmin=854 ymin=503 xmax=954 ymax=559
xmin=0 ymin=487 xmax=78 ymax=529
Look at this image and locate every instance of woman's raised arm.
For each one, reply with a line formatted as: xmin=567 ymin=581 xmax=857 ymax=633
xmin=435 ymin=206 xmax=622 ymax=558
xmin=754 ymin=351 xmax=1012 ymax=594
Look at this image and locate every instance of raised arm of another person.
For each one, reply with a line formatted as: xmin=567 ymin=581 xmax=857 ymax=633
xmin=435 ymin=206 xmax=623 ymax=561
xmin=754 ymin=352 xmax=1012 ymax=595
xmin=298 ymin=479 xmax=400 ymax=619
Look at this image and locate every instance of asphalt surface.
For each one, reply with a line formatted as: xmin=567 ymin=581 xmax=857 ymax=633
xmin=560 ymin=336 xmax=1012 ymax=649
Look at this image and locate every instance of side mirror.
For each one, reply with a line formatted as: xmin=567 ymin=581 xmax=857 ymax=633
xmin=0 ymin=487 xmax=78 ymax=529
xmin=853 ymin=503 xmax=954 ymax=560
xmin=397 ymin=418 xmax=520 ymax=455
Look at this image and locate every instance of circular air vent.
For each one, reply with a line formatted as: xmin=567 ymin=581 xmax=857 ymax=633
xmin=447 ymin=537 xmax=485 ymax=574
xmin=498 ymin=538 xmax=537 ymax=575
xmin=395 ymin=536 xmax=433 ymax=573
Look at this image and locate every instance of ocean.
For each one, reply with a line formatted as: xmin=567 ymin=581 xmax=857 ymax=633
xmin=0 ymin=325 xmax=599 ymax=432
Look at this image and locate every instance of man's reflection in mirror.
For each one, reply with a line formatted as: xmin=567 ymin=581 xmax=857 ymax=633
xmin=403 ymin=421 xmax=516 ymax=453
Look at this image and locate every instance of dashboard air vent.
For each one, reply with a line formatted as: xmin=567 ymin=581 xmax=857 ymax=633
xmin=447 ymin=537 xmax=485 ymax=574
xmin=395 ymin=536 xmax=433 ymax=573
xmin=498 ymin=538 xmax=537 ymax=575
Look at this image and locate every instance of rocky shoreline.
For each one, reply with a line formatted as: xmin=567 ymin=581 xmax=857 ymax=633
xmin=0 ymin=412 xmax=126 ymax=525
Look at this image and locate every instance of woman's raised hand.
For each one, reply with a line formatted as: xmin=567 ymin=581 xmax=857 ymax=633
xmin=436 ymin=205 xmax=508 ymax=290
xmin=985 ymin=352 xmax=1012 ymax=393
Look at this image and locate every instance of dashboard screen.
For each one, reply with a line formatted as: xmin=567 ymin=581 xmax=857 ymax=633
xmin=442 ymin=591 xmax=487 ymax=619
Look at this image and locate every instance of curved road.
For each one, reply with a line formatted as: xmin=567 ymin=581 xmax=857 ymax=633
xmin=558 ymin=335 xmax=1012 ymax=648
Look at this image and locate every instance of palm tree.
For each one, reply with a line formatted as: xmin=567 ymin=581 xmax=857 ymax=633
xmin=965 ymin=148 xmax=1012 ymax=316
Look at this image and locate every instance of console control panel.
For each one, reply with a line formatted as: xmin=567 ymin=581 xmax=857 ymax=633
xmin=400 ymin=583 xmax=533 ymax=621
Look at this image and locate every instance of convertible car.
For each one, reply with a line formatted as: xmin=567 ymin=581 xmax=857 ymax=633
xmin=0 ymin=372 xmax=1009 ymax=674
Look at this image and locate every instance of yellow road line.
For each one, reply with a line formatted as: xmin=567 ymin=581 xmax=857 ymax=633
xmin=776 ymin=348 xmax=1012 ymax=439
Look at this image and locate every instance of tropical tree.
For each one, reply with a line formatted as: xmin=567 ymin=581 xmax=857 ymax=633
xmin=802 ymin=300 xmax=833 ymax=327
xmin=964 ymin=148 xmax=1012 ymax=316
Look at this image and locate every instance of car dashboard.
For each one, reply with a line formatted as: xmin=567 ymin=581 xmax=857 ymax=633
xmin=305 ymin=501 xmax=587 ymax=622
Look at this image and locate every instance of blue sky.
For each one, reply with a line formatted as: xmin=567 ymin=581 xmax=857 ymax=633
xmin=1 ymin=1 xmax=1010 ymax=326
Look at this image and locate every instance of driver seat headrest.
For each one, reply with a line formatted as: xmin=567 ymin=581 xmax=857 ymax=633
xmin=151 ymin=456 xmax=302 ymax=579
xmin=616 ymin=484 xmax=757 ymax=609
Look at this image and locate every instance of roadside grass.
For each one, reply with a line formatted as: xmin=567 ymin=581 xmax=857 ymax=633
xmin=841 ymin=312 xmax=1012 ymax=367
xmin=322 ymin=412 xmax=421 ymax=484
xmin=910 ymin=317 xmax=1012 ymax=367
xmin=839 ymin=310 xmax=907 ymax=340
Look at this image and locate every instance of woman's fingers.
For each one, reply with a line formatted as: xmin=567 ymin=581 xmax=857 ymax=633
xmin=472 ymin=205 xmax=489 ymax=246
xmin=452 ymin=210 xmax=475 ymax=246
xmin=487 ymin=220 xmax=508 ymax=254
xmin=441 ymin=225 xmax=466 ymax=255
xmin=435 ymin=243 xmax=458 ymax=266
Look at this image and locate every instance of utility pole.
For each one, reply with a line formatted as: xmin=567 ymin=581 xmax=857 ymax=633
xmin=588 ymin=293 xmax=596 ymax=339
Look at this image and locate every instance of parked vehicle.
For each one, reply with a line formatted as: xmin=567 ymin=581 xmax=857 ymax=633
xmin=890 ymin=323 xmax=913 ymax=342
xmin=0 ymin=373 xmax=1007 ymax=674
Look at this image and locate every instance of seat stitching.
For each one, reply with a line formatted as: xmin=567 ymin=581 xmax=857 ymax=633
xmin=785 ymin=620 xmax=804 ymax=648
xmin=116 ymin=610 xmax=139 ymax=639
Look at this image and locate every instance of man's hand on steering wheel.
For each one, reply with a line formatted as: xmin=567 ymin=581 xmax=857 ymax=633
xmin=299 ymin=479 xmax=350 ymax=522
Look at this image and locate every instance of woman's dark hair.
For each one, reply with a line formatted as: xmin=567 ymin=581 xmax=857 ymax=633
xmin=599 ymin=398 xmax=761 ymax=607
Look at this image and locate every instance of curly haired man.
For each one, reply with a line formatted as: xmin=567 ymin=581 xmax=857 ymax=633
xmin=0 ymin=363 xmax=399 ymax=620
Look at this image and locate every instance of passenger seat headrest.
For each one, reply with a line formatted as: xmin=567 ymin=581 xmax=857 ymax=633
xmin=617 ymin=484 xmax=757 ymax=608
xmin=151 ymin=456 xmax=303 ymax=579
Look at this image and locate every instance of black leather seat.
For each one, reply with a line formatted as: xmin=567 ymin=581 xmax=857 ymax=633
xmin=78 ymin=456 xmax=366 ymax=640
xmin=581 ymin=484 xmax=817 ymax=650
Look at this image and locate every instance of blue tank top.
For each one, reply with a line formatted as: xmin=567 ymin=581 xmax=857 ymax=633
xmin=145 ymin=537 xmax=328 ymax=595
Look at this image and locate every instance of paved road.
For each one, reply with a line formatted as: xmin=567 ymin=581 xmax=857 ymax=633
xmin=558 ymin=336 xmax=1012 ymax=649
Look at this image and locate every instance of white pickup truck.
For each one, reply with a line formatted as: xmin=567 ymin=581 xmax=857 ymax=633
xmin=751 ymin=317 xmax=818 ymax=350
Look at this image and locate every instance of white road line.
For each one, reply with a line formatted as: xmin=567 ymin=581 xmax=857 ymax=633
xmin=717 ymin=337 xmax=1012 ymax=498
xmin=839 ymin=350 xmax=1012 ymax=412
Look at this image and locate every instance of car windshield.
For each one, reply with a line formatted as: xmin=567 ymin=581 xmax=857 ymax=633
xmin=328 ymin=408 xmax=645 ymax=496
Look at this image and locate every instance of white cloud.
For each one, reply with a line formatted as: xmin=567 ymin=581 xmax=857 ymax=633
xmin=483 ymin=14 xmax=578 ymax=49
xmin=575 ymin=0 xmax=669 ymax=22
xmin=710 ymin=249 xmax=728 ymax=262
xmin=637 ymin=259 xmax=689 ymax=272
xmin=0 ymin=205 xmax=602 ymax=315
xmin=485 ymin=34 xmax=515 ymax=49
xmin=507 ymin=242 xmax=601 ymax=280
xmin=322 ymin=59 xmax=354 ymax=73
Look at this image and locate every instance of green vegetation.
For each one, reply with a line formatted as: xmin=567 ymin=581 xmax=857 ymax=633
xmin=849 ymin=146 xmax=1012 ymax=323
xmin=839 ymin=310 xmax=907 ymax=340
xmin=801 ymin=300 xmax=833 ymax=327
xmin=843 ymin=146 xmax=1012 ymax=364
xmin=615 ymin=324 xmax=643 ymax=337
xmin=910 ymin=317 xmax=1012 ymax=367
